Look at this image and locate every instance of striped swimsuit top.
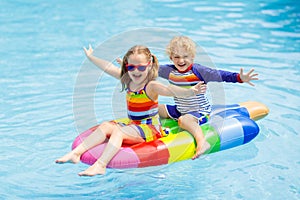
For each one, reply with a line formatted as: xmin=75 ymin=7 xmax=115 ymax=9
xmin=169 ymin=68 xmax=211 ymax=115
xmin=126 ymin=85 xmax=160 ymax=125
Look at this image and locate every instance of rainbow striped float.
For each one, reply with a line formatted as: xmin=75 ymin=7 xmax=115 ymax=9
xmin=72 ymin=101 xmax=269 ymax=168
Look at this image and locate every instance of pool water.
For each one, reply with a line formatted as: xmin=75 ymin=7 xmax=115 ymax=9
xmin=1 ymin=0 xmax=299 ymax=199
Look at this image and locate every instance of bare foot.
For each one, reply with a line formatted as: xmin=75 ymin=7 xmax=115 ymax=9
xmin=78 ymin=161 xmax=106 ymax=176
xmin=55 ymin=151 xmax=81 ymax=164
xmin=192 ymin=141 xmax=210 ymax=160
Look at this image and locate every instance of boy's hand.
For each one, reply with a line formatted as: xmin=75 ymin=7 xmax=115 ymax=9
xmin=116 ymin=58 xmax=122 ymax=65
xmin=240 ymin=68 xmax=259 ymax=86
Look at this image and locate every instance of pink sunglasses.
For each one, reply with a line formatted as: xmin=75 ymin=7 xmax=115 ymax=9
xmin=125 ymin=61 xmax=151 ymax=72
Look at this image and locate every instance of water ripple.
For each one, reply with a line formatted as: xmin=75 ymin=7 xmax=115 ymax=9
xmin=1 ymin=0 xmax=300 ymax=199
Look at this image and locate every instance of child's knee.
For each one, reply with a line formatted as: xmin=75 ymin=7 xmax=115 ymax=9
xmin=178 ymin=115 xmax=188 ymax=127
xmin=178 ymin=115 xmax=197 ymax=127
xmin=98 ymin=121 xmax=110 ymax=129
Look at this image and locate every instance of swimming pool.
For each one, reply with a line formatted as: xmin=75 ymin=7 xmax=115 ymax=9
xmin=1 ymin=0 xmax=299 ymax=199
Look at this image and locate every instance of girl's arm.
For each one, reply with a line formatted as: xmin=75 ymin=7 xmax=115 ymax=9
xmin=147 ymin=81 xmax=206 ymax=99
xmin=83 ymin=45 xmax=121 ymax=79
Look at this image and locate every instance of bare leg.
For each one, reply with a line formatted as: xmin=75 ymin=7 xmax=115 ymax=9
xmin=158 ymin=104 xmax=170 ymax=118
xmin=55 ymin=122 xmax=114 ymax=164
xmin=178 ymin=114 xmax=210 ymax=159
xmin=78 ymin=125 xmax=144 ymax=176
xmin=78 ymin=128 xmax=122 ymax=176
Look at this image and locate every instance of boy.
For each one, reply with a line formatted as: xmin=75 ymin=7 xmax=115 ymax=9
xmin=158 ymin=36 xmax=258 ymax=159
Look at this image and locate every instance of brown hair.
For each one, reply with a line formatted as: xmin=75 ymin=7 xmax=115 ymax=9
xmin=166 ymin=36 xmax=197 ymax=57
xmin=120 ymin=45 xmax=159 ymax=91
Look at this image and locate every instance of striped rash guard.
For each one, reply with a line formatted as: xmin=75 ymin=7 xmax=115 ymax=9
xmin=159 ymin=63 xmax=243 ymax=115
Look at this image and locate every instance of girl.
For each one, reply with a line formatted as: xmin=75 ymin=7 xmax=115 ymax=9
xmin=55 ymin=45 xmax=206 ymax=176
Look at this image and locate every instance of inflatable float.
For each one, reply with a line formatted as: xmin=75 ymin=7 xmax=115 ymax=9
xmin=72 ymin=101 xmax=269 ymax=168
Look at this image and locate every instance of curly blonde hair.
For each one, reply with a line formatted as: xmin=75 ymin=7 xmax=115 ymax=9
xmin=166 ymin=36 xmax=196 ymax=57
xmin=120 ymin=45 xmax=159 ymax=91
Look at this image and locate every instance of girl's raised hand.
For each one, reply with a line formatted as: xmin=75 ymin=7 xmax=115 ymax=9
xmin=83 ymin=44 xmax=94 ymax=58
xmin=191 ymin=81 xmax=207 ymax=95
xmin=240 ymin=68 xmax=259 ymax=86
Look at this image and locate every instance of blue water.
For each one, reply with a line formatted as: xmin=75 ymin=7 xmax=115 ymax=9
xmin=1 ymin=0 xmax=299 ymax=199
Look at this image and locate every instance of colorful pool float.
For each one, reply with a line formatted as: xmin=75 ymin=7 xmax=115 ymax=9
xmin=72 ymin=101 xmax=269 ymax=168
